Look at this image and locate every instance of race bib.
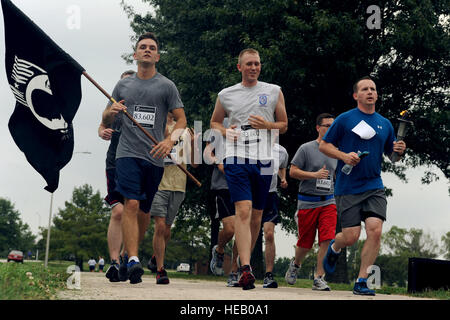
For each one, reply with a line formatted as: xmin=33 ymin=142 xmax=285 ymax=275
xmin=316 ymin=176 xmax=332 ymax=191
xmin=240 ymin=124 xmax=260 ymax=145
xmin=132 ymin=105 xmax=156 ymax=129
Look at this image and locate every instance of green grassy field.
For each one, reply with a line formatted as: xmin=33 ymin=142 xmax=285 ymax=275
xmin=0 ymin=261 xmax=68 ymax=300
xmin=1 ymin=260 xmax=448 ymax=300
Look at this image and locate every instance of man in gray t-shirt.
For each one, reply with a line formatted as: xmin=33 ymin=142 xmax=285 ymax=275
xmin=284 ymin=113 xmax=337 ymax=291
xmin=101 ymin=32 xmax=186 ymax=286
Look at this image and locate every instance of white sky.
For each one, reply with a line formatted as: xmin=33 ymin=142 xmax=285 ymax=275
xmin=0 ymin=0 xmax=449 ymax=259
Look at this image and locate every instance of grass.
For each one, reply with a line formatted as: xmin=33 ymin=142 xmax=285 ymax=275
xmin=0 ymin=261 xmax=69 ymax=300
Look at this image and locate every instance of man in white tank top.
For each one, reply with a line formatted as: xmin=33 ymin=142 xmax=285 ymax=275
xmin=210 ymin=48 xmax=288 ymax=289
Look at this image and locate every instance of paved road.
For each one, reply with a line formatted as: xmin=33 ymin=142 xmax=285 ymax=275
xmin=57 ymin=272 xmax=433 ymax=300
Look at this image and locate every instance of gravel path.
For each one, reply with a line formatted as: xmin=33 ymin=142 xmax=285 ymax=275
xmin=57 ymin=272 xmax=433 ymax=300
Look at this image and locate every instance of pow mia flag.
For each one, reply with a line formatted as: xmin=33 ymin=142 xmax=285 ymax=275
xmin=2 ymin=0 xmax=85 ymax=192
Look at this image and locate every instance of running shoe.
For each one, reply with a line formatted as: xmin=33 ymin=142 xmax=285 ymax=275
xmin=263 ymin=272 xmax=278 ymax=288
xmin=210 ymin=245 xmax=224 ymax=276
xmin=323 ymin=239 xmax=340 ymax=274
xmin=353 ymin=278 xmax=376 ymax=296
xmin=105 ymin=260 xmax=120 ymax=282
xmin=147 ymin=255 xmax=157 ymax=273
xmin=238 ymin=265 xmax=255 ymax=290
xmin=118 ymin=255 xmax=128 ymax=282
xmin=127 ymin=260 xmax=144 ymax=284
xmin=226 ymin=272 xmax=240 ymax=287
xmin=156 ymin=268 xmax=170 ymax=285
xmin=312 ymin=275 xmax=331 ymax=291
xmin=284 ymin=259 xmax=300 ymax=285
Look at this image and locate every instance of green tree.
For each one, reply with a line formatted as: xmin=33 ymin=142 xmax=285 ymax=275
xmin=169 ymin=203 xmax=211 ymax=273
xmin=297 ymin=245 xmax=319 ymax=279
xmin=273 ymin=257 xmax=291 ymax=277
xmin=382 ymin=226 xmax=439 ymax=258
xmin=375 ymin=254 xmax=409 ymax=287
xmin=378 ymin=226 xmax=439 ymax=286
xmin=121 ymin=0 xmax=449 ymax=276
xmin=122 ymin=0 xmax=449 ymax=225
xmin=346 ymin=227 xmax=440 ymax=287
xmin=122 ymin=0 xmax=449 ymax=185
xmin=441 ymin=231 xmax=450 ymax=260
xmin=347 ymin=240 xmax=365 ymax=282
xmin=137 ymin=198 xmax=212 ymax=273
xmin=45 ymin=185 xmax=110 ymax=270
xmin=0 ymin=198 xmax=36 ymax=256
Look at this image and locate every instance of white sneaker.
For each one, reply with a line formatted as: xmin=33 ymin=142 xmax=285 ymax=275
xmin=226 ymin=272 xmax=239 ymax=287
xmin=210 ymin=245 xmax=224 ymax=276
xmin=312 ymin=276 xmax=330 ymax=291
xmin=284 ymin=259 xmax=300 ymax=285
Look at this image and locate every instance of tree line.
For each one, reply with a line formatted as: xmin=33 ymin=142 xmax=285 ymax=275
xmin=120 ymin=0 xmax=449 ymax=238
xmin=2 ymin=0 xmax=449 ymax=286
xmin=118 ymin=0 xmax=449 ymax=281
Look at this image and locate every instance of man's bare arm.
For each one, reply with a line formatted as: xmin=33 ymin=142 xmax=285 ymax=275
xmin=278 ymin=167 xmax=288 ymax=188
xmin=102 ymin=100 xmax=126 ymax=128
xmin=290 ymin=164 xmax=329 ymax=181
xmin=319 ymin=140 xmax=360 ymax=166
xmin=150 ymin=108 xmax=187 ymax=159
xmin=210 ymin=98 xmax=227 ymax=137
xmin=98 ymin=122 xmax=114 ymax=141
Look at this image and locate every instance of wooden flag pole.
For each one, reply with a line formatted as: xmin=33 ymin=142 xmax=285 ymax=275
xmin=82 ymin=71 xmax=202 ymax=187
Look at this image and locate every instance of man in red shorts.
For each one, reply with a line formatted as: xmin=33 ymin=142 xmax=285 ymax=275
xmin=284 ymin=113 xmax=337 ymax=291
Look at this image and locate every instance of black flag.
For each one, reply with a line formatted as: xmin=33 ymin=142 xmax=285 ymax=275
xmin=2 ymin=0 xmax=85 ymax=192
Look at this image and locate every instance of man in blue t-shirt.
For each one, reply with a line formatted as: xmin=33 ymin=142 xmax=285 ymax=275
xmin=319 ymin=76 xmax=406 ymax=296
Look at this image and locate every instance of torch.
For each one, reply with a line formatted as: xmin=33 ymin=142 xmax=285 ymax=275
xmin=391 ymin=110 xmax=413 ymax=162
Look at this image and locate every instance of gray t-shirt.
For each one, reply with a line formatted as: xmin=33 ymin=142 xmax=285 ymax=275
xmin=218 ymin=81 xmax=280 ymax=161
xmin=291 ymin=140 xmax=337 ymax=209
xmin=211 ymin=166 xmax=228 ymax=190
xmin=269 ymin=144 xmax=289 ymax=192
xmin=110 ymin=73 xmax=184 ymax=167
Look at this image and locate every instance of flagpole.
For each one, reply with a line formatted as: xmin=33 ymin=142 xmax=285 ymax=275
xmin=82 ymin=71 xmax=202 ymax=187
xmin=44 ymin=192 xmax=54 ymax=268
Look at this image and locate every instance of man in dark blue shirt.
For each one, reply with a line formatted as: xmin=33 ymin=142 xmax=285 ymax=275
xmin=319 ymin=76 xmax=406 ymax=296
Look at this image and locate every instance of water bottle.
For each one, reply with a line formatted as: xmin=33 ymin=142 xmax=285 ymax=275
xmin=341 ymin=163 xmax=354 ymax=175
xmin=341 ymin=151 xmax=369 ymax=175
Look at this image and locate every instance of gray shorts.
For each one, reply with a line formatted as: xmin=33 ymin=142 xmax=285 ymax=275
xmin=336 ymin=189 xmax=387 ymax=228
xmin=150 ymin=190 xmax=185 ymax=226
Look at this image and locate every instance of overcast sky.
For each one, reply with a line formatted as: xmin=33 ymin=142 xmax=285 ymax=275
xmin=0 ymin=0 xmax=449 ymax=259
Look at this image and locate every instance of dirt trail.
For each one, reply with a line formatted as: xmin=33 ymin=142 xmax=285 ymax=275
xmin=57 ymin=272 xmax=432 ymax=300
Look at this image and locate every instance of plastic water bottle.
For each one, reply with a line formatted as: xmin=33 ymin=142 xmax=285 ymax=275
xmin=341 ymin=163 xmax=354 ymax=175
xmin=341 ymin=151 xmax=367 ymax=175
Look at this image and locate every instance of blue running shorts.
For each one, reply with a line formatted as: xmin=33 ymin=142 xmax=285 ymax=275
xmin=115 ymin=157 xmax=164 ymax=213
xmin=223 ymin=157 xmax=273 ymax=210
